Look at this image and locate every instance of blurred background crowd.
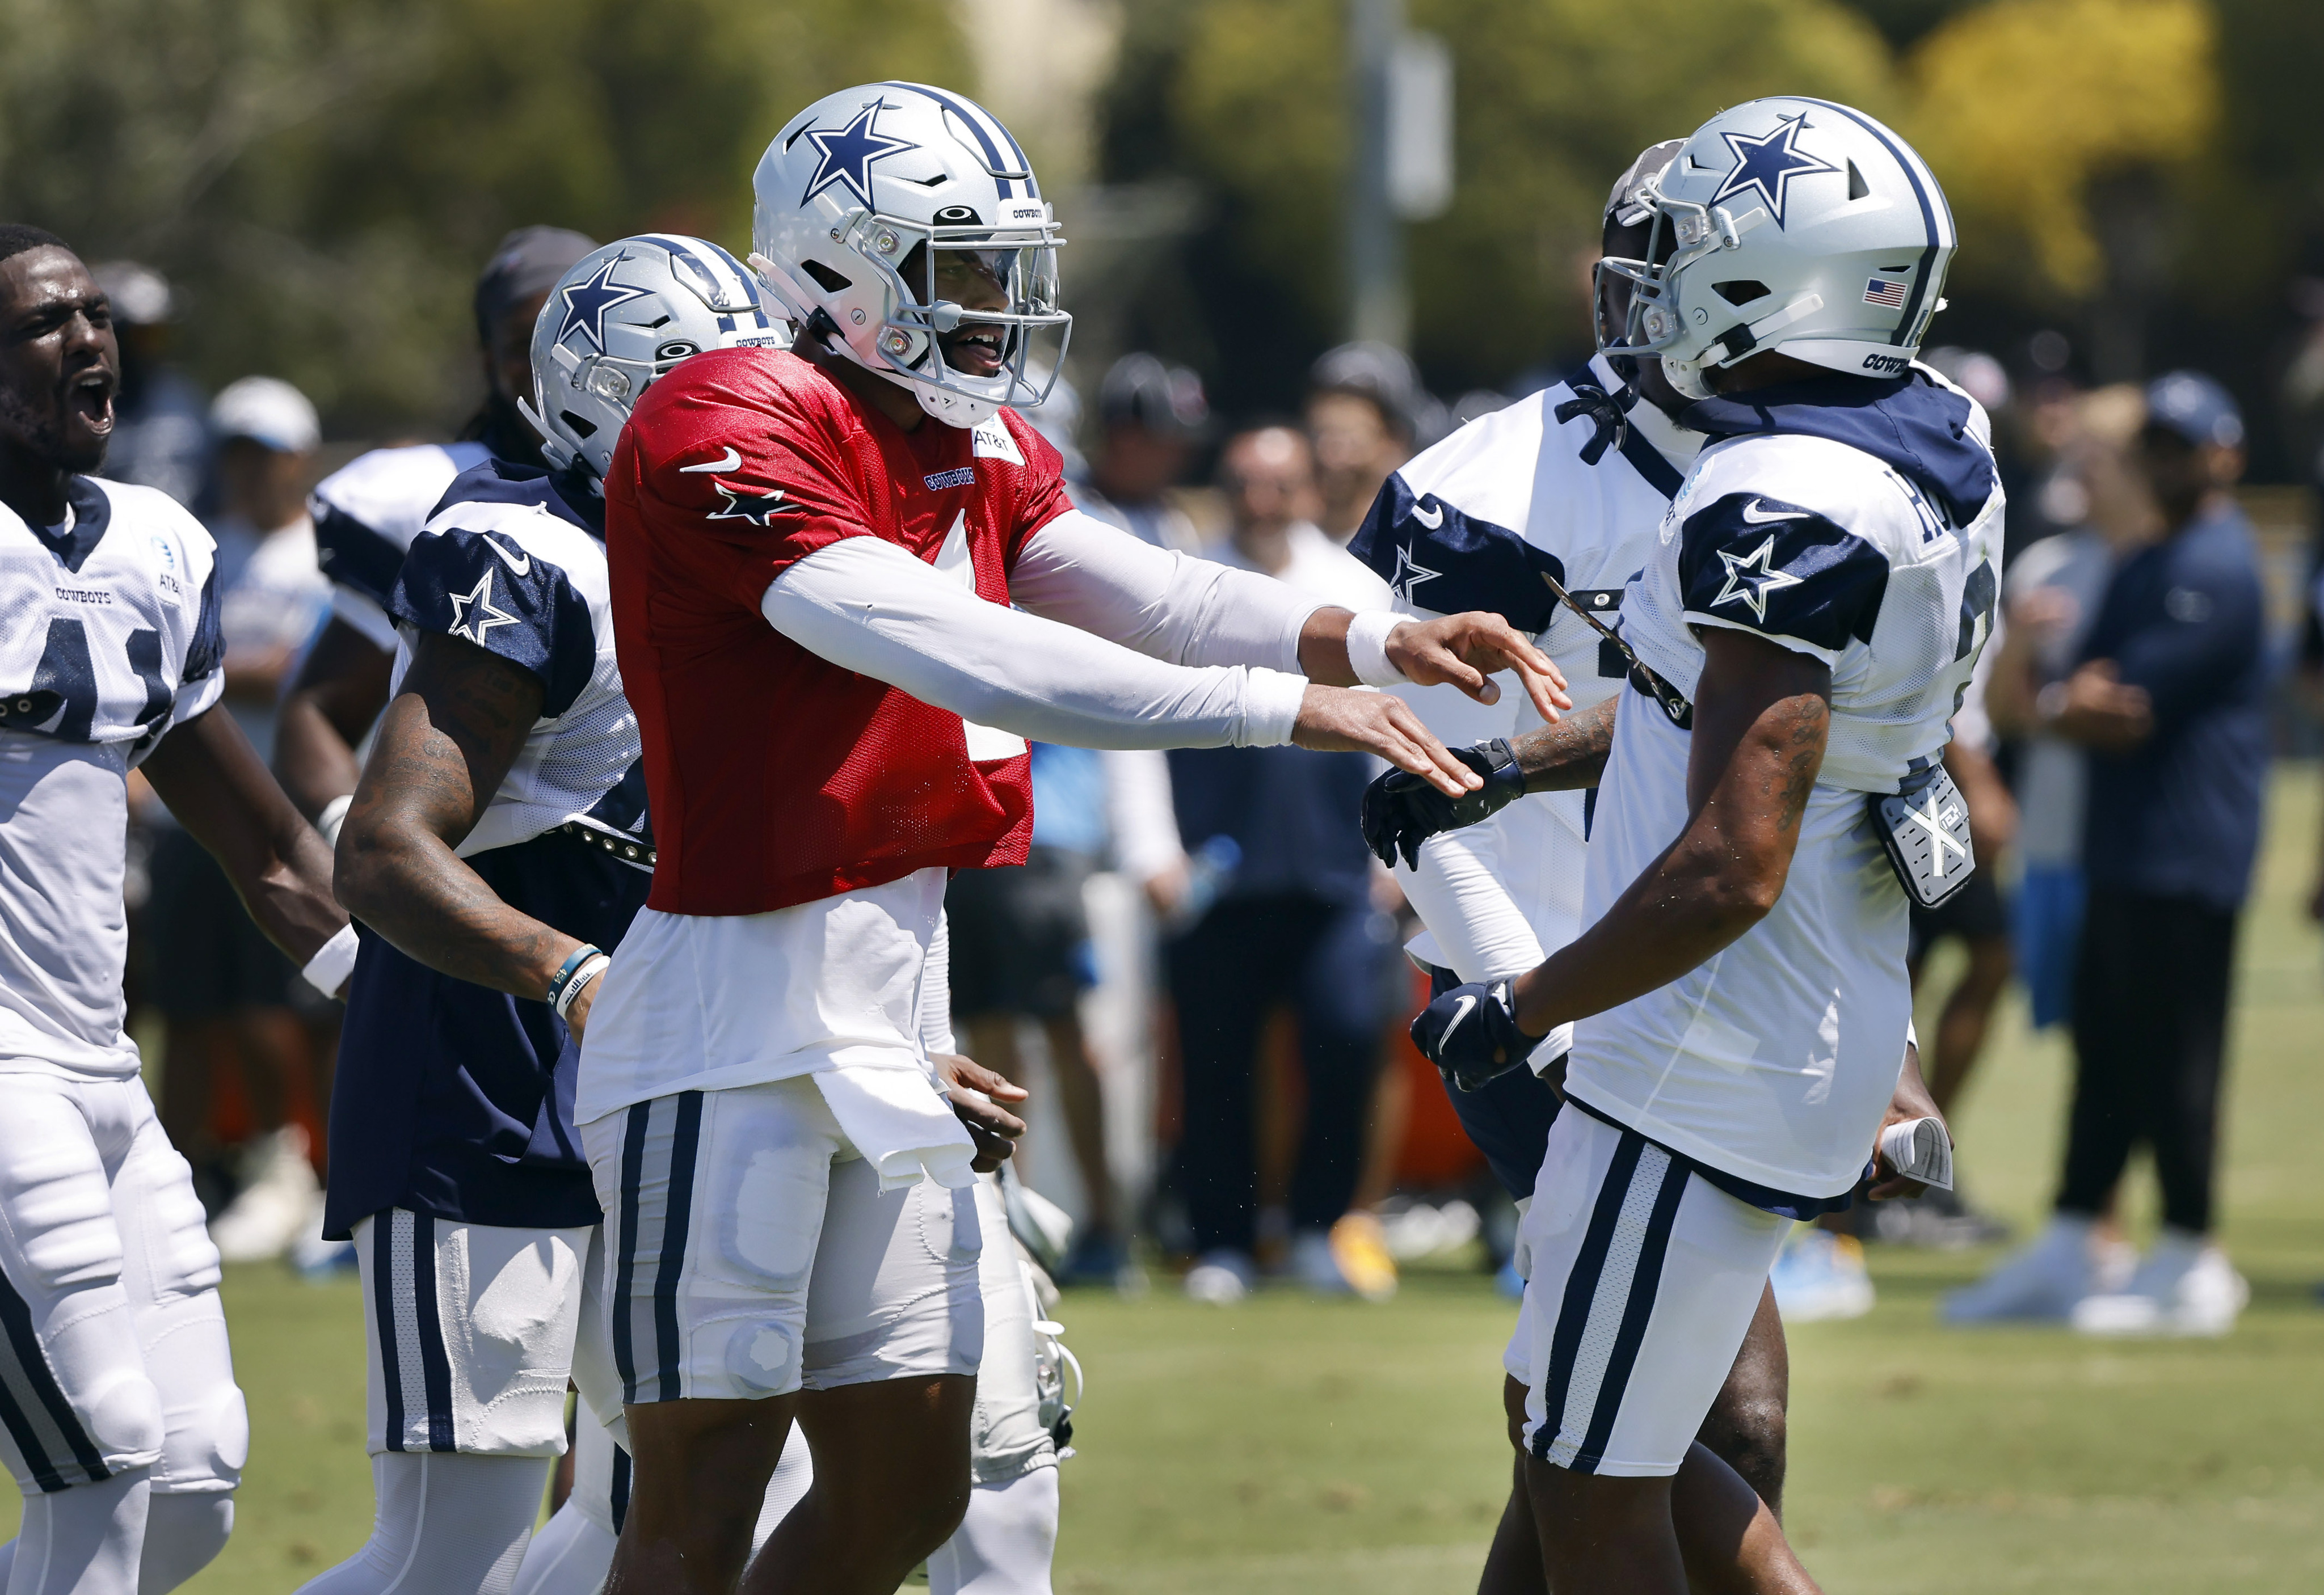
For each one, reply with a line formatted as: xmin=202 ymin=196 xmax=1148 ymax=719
xmin=12 ymin=0 xmax=2324 ymax=1326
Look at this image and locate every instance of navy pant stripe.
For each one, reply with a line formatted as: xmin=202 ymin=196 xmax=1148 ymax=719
xmin=0 ymin=1265 xmax=108 ymax=1487
xmin=409 ymin=1212 xmax=458 ymax=1451
xmin=0 ymin=1269 xmax=68 ymax=1491
xmin=373 ymin=1215 xmax=407 ymax=1451
xmin=652 ymin=1091 xmax=705 ymax=1402
xmin=613 ymin=1101 xmax=651 ymax=1402
xmin=1572 ymin=1153 xmax=1691 ymax=1474
xmin=611 ymin=1443 xmax=632 ymax=1534
xmin=1534 ymin=1130 xmax=1647 ymax=1462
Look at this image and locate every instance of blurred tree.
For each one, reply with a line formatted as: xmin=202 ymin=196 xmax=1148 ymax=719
xmin=1906 ymin=0 xmax=2218 ymax=382
xmin=1138 ymin=0 xmax=1893 ymax=411
xmin=0 ymin=0 xmax=967 ymax=432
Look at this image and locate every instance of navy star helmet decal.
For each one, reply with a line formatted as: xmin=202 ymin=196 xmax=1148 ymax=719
xmin=1677 ymin=492 xmax=1889 ymax=652
xmin=801 ymin=100 xmax=919 ymax=210
xmin=1712 ymin=114 xmax=1839 ymax=229
xmin=555 ymin=253 xmax=653 ymax=354
xmin=1348 ymin=475 xmax=1562 ymax=635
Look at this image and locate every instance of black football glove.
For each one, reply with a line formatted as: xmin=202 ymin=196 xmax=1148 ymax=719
xmin=1410 ymin=976 xmax=1543 ymax=1093
xmin=1361 ymin=737 xmax=1528 ymax=870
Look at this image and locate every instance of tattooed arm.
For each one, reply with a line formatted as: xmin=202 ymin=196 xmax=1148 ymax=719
xmin=334 ymin=633 xmax=603 ymax=1031
xmin=1508 ymin=628 xmax=1831 ymax=1037
xmin=1509 ymin=695 xmax=1619 ymax=791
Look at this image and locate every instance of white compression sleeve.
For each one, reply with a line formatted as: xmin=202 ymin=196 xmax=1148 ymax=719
xmin=138 ymin=1493 xmax=234 ymax=1594
xmin=2 ymin=1468 xmax=148 ymax=1595
xmin=763 ymin=538 xmax=1308 ymax=750
xmin=925 ymin=1467 xmax=1062 ymax=1595
xmin=1007 ymin=509 xmax=1323 ymax=672
xmin=921 ymin=910 xmax=959 ymax=1056
xmin=506 ymin=1503 xmax=614 ymax=1595
xmin=292 ymin=1451 xmax=545 ymax=1595
xmin=748 ymin=1425 xmax=815 ymax=1556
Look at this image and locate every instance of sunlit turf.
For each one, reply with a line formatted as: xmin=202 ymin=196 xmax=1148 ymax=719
xmin=3 ymin=772 xmax=2319 ymax=1592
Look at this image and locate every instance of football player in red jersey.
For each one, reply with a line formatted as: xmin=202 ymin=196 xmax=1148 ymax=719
xmin=581 ymin=85 xmax=1566 ymax=1595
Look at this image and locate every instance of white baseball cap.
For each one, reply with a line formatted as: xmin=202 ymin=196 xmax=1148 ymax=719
xmin=210 ymin=375 xmax=320 ymax=454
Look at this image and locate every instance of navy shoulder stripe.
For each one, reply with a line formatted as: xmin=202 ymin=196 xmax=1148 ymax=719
xmin=1677 ymin=491 xmax=1888 ymax=651
xmin=1349 ymin=473 xmax=1564 ymax=634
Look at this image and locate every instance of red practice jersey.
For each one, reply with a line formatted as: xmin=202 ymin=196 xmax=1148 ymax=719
xmin=605 ymin=348 xmax=1071 ymax=916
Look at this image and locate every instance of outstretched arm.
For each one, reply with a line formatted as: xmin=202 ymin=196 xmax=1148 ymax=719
xmin=334 ymin=632 xmax=607 ymax=1033
xmin=1505 ymin=629 xmax=1828 ymax=1036
xmin=764 ymin=536 xmax=1485 ymax=796
xmin=1008 ymin=510 xmax=1567 ymax=719
xmin=273 ymin=617 xmax=395 ymax=833
xmin=1359 ymin=696 xmax=1619 ymax=870
xmin=141 ymin=706 xmax=348 ymax=969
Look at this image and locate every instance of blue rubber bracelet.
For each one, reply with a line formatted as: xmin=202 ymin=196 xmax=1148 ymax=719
xmin=545 ymin=944 xmax=604 ymax=1011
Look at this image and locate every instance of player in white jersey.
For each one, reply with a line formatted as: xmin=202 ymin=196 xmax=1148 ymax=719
xmin=1402 ymin=100 xmax=1986 ymax=1592
xmin=1351 ymin=144 xmax=1814 ymax=1580
xmin=0 ymin=226 xmax=353 ymax=1594
xmin=275 ymin=226 xmax=599 ymax=845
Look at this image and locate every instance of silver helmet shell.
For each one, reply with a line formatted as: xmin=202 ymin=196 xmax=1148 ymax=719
xmin=523 ymin=234 xmax=785 ymax=484
xmin=750 ymin=82 xmax=1070 ymax=429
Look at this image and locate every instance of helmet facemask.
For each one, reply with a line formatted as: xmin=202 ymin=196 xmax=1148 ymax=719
xmin=760 ymin=209 xmax=1070 ymax=428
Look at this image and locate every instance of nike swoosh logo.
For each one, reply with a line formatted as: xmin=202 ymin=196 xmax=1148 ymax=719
xmin=479 ymin=534 xmax=531 ymax=576
xmin=1739 ymin=499 xmax=1808 ymax=525
xmin=680 ymin=446 xmax=743 ymax=475
xmin=1438 ymin=994 xmax=1477 ymax=1048
xmin=1412 ymin=500 xmax=1446 ymax=530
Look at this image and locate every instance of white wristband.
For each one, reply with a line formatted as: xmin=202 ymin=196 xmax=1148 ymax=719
xmin=302 ymin=923 xmax=361 ymax=999
xmin=1345 ymin=610 xmax=1409 ymax=689
xmin=316 ymin=794 xmax=353 ymax=849
xmin=553 ymin=953 xmax=611 ymax=1021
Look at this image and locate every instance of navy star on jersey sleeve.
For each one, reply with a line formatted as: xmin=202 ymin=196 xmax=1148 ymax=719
xmin=391 ymin=530 xmax=597 ymax=717
xmin=1677 ymin=491 xmax=1889 ymax=660
xmin=1349 ymin=472 xmax=1563 ymax=632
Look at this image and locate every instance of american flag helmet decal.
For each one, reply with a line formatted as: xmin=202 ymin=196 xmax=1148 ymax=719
xmin=1864 ymin=277 xmax=1909 ymax=309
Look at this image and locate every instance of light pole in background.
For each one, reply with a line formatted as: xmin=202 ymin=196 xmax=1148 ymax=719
xmin=1346 ymin=0 xmax=1453 ymax=351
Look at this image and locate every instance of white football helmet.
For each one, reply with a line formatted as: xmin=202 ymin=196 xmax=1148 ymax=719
xmin=750 ymin=82 xmax=1070 ymax=429
xmin=1596 ymin=97 xmax=1957 ymax=400
xmin=523 ymin=234 xmax=786 ymax=484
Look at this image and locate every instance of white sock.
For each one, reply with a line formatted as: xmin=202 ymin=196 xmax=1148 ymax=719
xmin=138 ymin=1493 xmax=234 ymax=1593
xmin=746 ymin=1424 xmax=815 ymax=1556
xmin=508 ymin=1501 xmax=617 ymax=1595
xmin=292 ymin=1451 xmax=548 ymax=1595
xmin=5 ymin=1468 xmax=150 ymax=1595
xmin=925 ymin=1467 xmax=1060 ymax=1595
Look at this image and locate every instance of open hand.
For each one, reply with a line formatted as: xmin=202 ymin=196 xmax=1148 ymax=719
xmin=1293 ymin=685 xmax=1482 ymax=797
xmin=1386 ymin=614 xmax=1571 ymax=724
xmin=2049 ymin=660 xmax=2153 ymax=752
xmin=932 ymin=1052 xmax=1028 ymax=1172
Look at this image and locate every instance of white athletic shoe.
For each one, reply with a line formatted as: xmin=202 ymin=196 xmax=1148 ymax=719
xmin=1941 ymin=1214 xmax=2095 ymax=1324
xmin=208 ymin=1126 xmax=322 ymax=1264
xmin=1769 ymin=1228 xmax=1875 ymax=1322
xmin=2072 ymin=1233 xmax=2249 ymax=1337
xmin=1184 ymin=1249 xmax=1255 ymax=1305
xmin=1287 ymin=1230 xmax=1354 ymax=1296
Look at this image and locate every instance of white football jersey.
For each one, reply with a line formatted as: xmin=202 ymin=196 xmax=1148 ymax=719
xmin=1349 ymin=355 xmax=1702 ymax=1031
xmin=390 ymin=462 xmax=647 ymax=862
xmin=1564 ymin=365 xmax=2003 ymax=1196
xmin=311 ymin=441 xmax=492 ymax=650
xmin=0 ymin=479 xmax=225 ymax=1077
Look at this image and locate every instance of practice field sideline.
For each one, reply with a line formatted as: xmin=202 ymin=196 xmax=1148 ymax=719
xmin=4 ymin=770 xmax=2319 ymax=1593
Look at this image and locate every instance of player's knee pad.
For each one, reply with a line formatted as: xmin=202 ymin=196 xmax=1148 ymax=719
xmin=80 ymin=1368 xmax=166 ymax=1471
xmin=138 ymin=1491 xmax=233 ymax=1595
xmin=172 ymin=1381 xmax=249 ymax=1491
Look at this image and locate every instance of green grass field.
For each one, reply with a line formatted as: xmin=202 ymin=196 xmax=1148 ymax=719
xmin=5 ymin=773 xmax=2321 ymax=1593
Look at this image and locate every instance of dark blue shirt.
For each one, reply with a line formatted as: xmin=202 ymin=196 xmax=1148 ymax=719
xmin=2076 ymin=504 xmax=2271 ymax=910
xmin=1165 ymin=744 xmax=1375 ymax=911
